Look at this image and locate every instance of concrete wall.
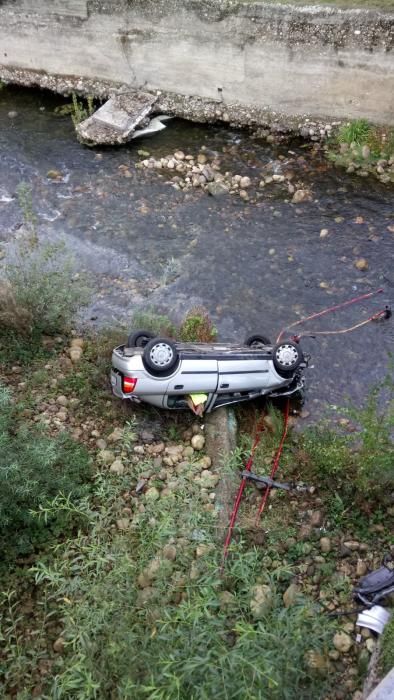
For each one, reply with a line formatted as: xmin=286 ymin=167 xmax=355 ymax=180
xmin=0 ymin=0 xmax=393 ymax=125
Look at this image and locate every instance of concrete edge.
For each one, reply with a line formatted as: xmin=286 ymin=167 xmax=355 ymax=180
xmin=205 ymin=407 xmax=238 ymax=541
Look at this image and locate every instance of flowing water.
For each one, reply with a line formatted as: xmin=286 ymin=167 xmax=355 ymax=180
xmin=0 ymin=87 xmax=393 ymax=413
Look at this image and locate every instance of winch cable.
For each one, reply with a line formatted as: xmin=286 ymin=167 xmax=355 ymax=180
xmin=222 ymin=288 xmax=390 ymax=569
xmin=221 ymin=413 xmax=267 ymax=569
xmin=276 ymin=288 xmax=384 ymax=342
xmin=255 ymin=399 xmax=290 ymax=525
xmin=293 ymin=307 xmax=390 ymax=340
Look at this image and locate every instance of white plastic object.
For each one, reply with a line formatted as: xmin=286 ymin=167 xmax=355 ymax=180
xmin=356 ymin=605 xmax=392 ymax=635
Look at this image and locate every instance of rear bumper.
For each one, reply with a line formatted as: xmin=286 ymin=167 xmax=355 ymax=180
xmin=110 ymin=368 xmax=141 ymax=402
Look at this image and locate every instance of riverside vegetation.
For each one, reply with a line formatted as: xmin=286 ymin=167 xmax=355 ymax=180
xmin=0 ymin=190 xmax=393 ymax=699
xmin=325 ymin=119 xmax=394 ymax=184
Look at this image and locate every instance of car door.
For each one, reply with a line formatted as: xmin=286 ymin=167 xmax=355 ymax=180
xmin=217 ymin=357 xmax=269 ymax=393
xmin=166 ymin=357 xmax=218 ymax=395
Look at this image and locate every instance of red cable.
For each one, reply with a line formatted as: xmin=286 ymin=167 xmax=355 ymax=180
xmin=221 ymin=415 xmax=266 ymax=568
xmin=295 ymin=308 xmax=388 ymax=340
xmin=276 ymin=288 xmax=383 ymax=342
xmin=255 ymin=399 xmax=290 ymax=524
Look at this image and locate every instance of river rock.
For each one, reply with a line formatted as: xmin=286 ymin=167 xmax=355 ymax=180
xmin=218 ymin=591 xmax=236 ymax=609
xmin=207 ymin=181 xmax=229 ymax=196
xmin=53 ymin=637 xmax=65 ymax=653
xmin=283 ymin=583 xmax=299 ymax=607
xmin=191 ymin=434 xmax=205 ymax=451
xmin=110 ymin=459 xmax=125 ymax=475
xmin=343 ymin=540 xmax=360 ymax=551
xmin=320 ymin=537 xmax=331 ymax=553
xmin=239 ymin=176 xmax=251 ymax=188
xmin=56 ymin=395 xmax=68 ymax=406
xmin=362 ymin=145 xmax=370 ymax=159
xmin=356 ymin=559 xmax=368 ymax=577
xmin=250 ymin=584 xmax=274 ymax=619
xmin=116 ymin=518 xmax=131 ymax=531
xmin=98 ymin=449 xmax=116 ymax=465
xmin=162 ymin=544 xmax=177 ymax=561
xmin=107 ymin=427 xmax=123 ymax=442
xmin=70 ymin=346 xmax=83 ymax=363
xmin=310 ymin=510 xmax=324 ymax=527
xmin=354 ymin=258 xmax=368 ymax=271
xmin=145 ymin=487 xmax=160 ymax=501
xmin=292 ymin=189 xmax=312 ymax=204
xmin=333 ymin=631 xmax=352 ymax=653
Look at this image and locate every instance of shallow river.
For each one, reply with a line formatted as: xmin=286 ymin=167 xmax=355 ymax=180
xmin=0 ymin=87 xmax=393 ymax=413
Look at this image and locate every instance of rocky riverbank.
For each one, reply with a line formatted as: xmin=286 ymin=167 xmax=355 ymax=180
xmin=1 ymin=329 xmax=393 ymax=698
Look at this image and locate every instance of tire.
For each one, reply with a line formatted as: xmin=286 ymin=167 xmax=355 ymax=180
xmin=143 ymin=337 xmax=179 ymax=375
xmin=245 ymin=334 xmax=271 ymax=349
xmin=127 ymin=329 xmax=155 ymax=348
xmin=273 ymin=341 xmax=303 ymax=374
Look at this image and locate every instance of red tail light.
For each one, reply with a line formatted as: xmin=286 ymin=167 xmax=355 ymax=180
xmin=123 ymin=376 xmax=138 ymax=393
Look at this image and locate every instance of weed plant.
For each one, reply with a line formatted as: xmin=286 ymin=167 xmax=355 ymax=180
xmin=179 ymin=306 xmax=218 ymax=343
xmin=0 ymin=184 xmax=91 ymax=361
xmin=298 ymin=377 xmax=394 ymax=502
xmin=338 ymin=119 xmax=371 ymax=145
xmin=29 ymin=458 xmax=335 ymax=700
xmin=0 ymin=384 xmax=91 ymax=560
xmin=129 ymin=309 xmax=177 ymax=338
xmin=381 ymin=615 xmax=394 ymax=675
xmin=71 ymin=93 xmax=95 ymax=126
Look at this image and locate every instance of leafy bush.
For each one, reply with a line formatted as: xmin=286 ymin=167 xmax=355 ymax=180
xmin=0 ymin=384 xmax=91 ymax=559
xmin=130 ymin=309 xmax=177 ymax=338
xmin=179 ymin=306 xmax=218 ymax=342
xmin=381 ymin=614 xmax=394 ymax=675
xmin=338 ymin=119 xmax=371 ymax=145
xmin=296 ymin=378 xmax=394 ymax=502
xmin=1 ymin=185 xmax=91 ymax=355
xmin=71 ymin=93 xmax=95 ymax=126
xmin=4 ymin=241 xmax=91 ymax=338
xmin=32 ymin=469 xmax=334 ymax=700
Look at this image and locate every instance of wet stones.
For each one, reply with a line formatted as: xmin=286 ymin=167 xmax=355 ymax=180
xmin=292 ymin=188 xmax=312 ymax=204
xmin=354 ymin=257 xmax=368 ymax=271
xmin=191 ymin=434 xmax=205 ymax=451
xmin=250 ymin=584 xmax=274 ymax=619
xmin=333 ymin=631 xmax=353 ymax=654
xmin=320 ymin=537 xmax=332 ymax=553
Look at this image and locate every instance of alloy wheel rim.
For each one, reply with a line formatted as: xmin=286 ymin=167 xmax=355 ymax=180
xmin=150 ymin=343 xmax=174 ymax=367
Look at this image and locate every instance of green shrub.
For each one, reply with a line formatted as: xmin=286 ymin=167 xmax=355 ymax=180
xmin=130 ymin=309 xmax=177 ymax=338
xmin=179 ymin=306 xmax=218 ymax=342
xmin=33 ymin=473 xmax=334 ymax=700
xmin=3 ymin=240 xmax=91 ymax=338
xmin=0 ymin=184 xmax=91 ymax=354
xmin=0 ymin=384 xmax=91 ymax=559
xmin=381 ymin=614 xmax=394 ymax=675
xmin=71 ymin=93 xmax=95 ymax=126
xmin=297 ymin=379 xmax=394 ymax=502
xmin=338 ymin=119 xmax=371 ymax=145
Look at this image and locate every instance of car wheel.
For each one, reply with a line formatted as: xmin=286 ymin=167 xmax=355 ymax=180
xmin=127 ymin=329 xmax=155 ymax=348
xmin=245 ymin=334 xmax=271 ymax=349
xmin=273 ymin=341 xmax=303 ymax=373
xmin=143 ymin=338 xmax=179 ymax=375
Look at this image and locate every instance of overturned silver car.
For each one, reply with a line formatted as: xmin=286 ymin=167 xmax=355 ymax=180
xmin=111 ymin=329 xmax=307 ymax=413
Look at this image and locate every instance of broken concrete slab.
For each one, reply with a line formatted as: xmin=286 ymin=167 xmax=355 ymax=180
xmin=76 ymin=91 xmax=157 ymax=146
xmin=205 ymin=407 xmax=237 ymax=541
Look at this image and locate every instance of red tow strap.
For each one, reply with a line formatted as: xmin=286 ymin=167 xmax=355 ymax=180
xmin=222 ymin=287 xmax=389 ymax=569
xmin=222 ymin=399 xmax=290 ymax=568
xmin=255 ymin=399 xmax=290 ymax=525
